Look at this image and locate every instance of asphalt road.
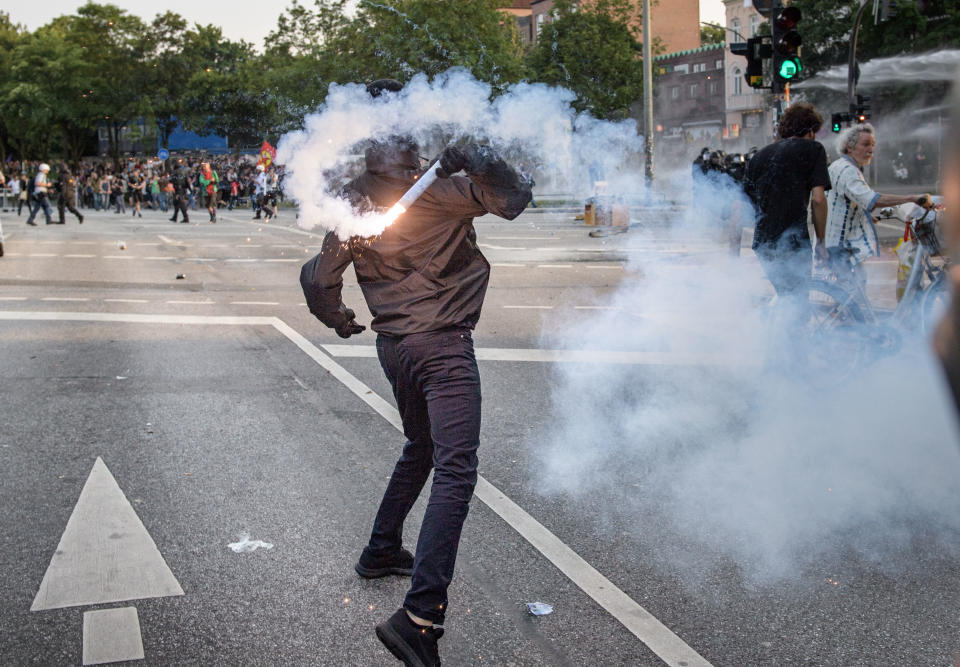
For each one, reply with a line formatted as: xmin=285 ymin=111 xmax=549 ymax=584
xmin=1 ymin=202 xmax=958 ymax=666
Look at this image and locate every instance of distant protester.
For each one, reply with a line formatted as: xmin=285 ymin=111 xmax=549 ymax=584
xmin=742 ymin=102 xmax=831 ymax=307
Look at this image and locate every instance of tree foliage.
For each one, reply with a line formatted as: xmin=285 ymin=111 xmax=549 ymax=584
xmin=791 ymin=0 xmax=960 ymax=76
xmin=0 ymin=0 xmax=657 ymax=160
xmin=526 ymin=0 xmax=647 ymax=119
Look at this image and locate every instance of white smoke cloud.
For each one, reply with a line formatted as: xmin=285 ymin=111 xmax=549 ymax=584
xmin=535 ymin=174 xmax=960 ymax=588
xmin=276 ymin=68 xmax=644 ymax=237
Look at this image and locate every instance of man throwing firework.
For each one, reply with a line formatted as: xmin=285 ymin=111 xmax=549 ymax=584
xmin=300 ymin=79 xmax=530 ymax=667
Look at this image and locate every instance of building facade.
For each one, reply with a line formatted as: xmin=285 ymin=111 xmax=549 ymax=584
xmin=722 ymin=0 xmax=776 ymax=150
xmin=653 ymin=42 xmax=727 ymax=164
xmin=505 ymin=0 xmax=699 ymax=53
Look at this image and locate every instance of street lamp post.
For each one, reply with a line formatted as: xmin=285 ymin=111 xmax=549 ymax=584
xmin=643 ymin=0 xmax=654 ymax=183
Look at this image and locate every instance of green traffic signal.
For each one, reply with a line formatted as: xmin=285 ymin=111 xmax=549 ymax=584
xmin=778 ymin=57 xmax=802 ymax=80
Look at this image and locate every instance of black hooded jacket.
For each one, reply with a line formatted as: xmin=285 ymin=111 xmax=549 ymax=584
xmin=301 ymin=142 xmax=531 ymax=336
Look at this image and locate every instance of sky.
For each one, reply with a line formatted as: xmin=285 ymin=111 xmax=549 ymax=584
xmin=11 ymin=1 xmax=728 ymax=48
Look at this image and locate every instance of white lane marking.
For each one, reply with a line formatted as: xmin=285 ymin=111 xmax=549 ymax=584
xmin=64 ymin=254 xmax=97 ymax=258
xmin=487 ymin=236 xmax=557 ymax=240
xmin=503 ymin=305 xmax=554 ymax=310
xmin=187 ymin=258 xmax=217 ymax=262
xmin=134 ymin=243 xmax=160 ymax=246
xmin=575 ymin=305 xmax=619 ymax=310
xmin=3 ymin=310 xmax=712 ymax=667
xmin=236 ymin=244 xmax=262 ymax=247
xmin=0 ymin=296 xmax=28 ymax=301
xmin=3 ymin=252 xmax=23 ymax=256
xmin=165 ymin=300 xmax=215 ymax=305
xmin=157 ymin=235 xmax=177 ymax=245
xmin=142 ymin=256 xmax=169 ymax=261
xmin=32 ymin=457 xmax=184 ymax=611
xmin=104 ymin=299 xmax=148 ymax=304
xmin=231 ymin=301 xmax=280 ymax=305
xmin=83 ymin=607 xmax=145 ymax=665
xmin=41 ymin=297 xmax=89 ymax=302
xmin=264 ymin=258 xmax=300 ymax=263
xmin=29 ymin=253 xmax=58 ymax=257
xmin=224 ymin=258 xmax=258 ymax=263
xmin=478 ymin=243 xmax=527 ymax=250
xmin=270 ymin=244 xmax=300 ymax=248
xmin=322 ymin=344 xmax=753 ymax=367
xmin=273 ymin=320 xmax=713 ymax=667
xmin=491 ymin=263 xmax=526 ymax=267
xmin=537 ymin=264 xmax=573 ymax=269
xmin=586 ymin=265 xmax=624 ymax=270
xmin=102 ymin=255 xmax=135 ymax=260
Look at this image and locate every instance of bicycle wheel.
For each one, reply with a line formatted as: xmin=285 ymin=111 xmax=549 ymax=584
xmin=921 ymin=273 xmax=950 ymax=337
xmin=802 ymin=280 xmax=869 ymax=384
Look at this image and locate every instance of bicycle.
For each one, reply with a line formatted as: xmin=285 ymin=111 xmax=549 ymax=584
xmin=802 ymin=206 xmax=949 ymax=379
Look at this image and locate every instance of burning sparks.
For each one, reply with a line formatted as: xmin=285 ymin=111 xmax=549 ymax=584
xmin=383 ymin=202 xmax=407 ymax=227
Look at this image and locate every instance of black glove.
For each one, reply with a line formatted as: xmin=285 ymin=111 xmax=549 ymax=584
xmin=335 ymin=307 xmax=366 ymax=339
xmin=436 ymin=146 xmax=469 ymax=179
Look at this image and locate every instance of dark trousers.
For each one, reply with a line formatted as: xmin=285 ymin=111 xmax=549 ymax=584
xmin=58 ymin=196 xmax=82 ymax=223
xmin=369 ymin=327 xmax=482 ymax=625
xmin=171 ymin=195 xmax=189 ymax=222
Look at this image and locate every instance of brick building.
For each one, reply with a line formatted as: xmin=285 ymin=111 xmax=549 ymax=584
xmin=503 ymin=0 xmax=700 ymax=53
xmin=653 ymin=43 xmax=727 ymax=164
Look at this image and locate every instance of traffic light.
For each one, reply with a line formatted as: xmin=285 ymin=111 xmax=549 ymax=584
xmin=855 ymin=94 xmax=871 ymax=122
xmin=831 ymin=111 xmax=852 ymax=132
xmin=772 ymin=6 xmax=803 ymax=93
xmin=730 ymin=37 xmax=770 ymax=89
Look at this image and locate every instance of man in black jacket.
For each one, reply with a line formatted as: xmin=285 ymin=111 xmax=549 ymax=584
xmin=168 ymin=168 xmax=190 ymax=223
xmin=300 ymin=82 xmax=530 ymax=667
xmin=56 ymin=163 xmax=84 ymax=225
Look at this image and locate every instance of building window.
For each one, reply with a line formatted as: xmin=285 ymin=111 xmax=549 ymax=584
xmin=671 ymin=86 xmax=681 ymax=99
xmin=536 ymin=13 xmax=545 ymax=35
xmin=709 ymin=81 xmax=721 ymax=95
xmin=716 ymin=59 xmax=723 ymax=70
xmin=673 ymin=63 xmax=689 ymax=74
xmin=750 ymin=14 xmax=760 ymax=37
xmin=731 ymin=18 xmax=741 ymax=39
xmin=733 ymin=68 xmax=742 ymax=96
xmin=689 ymin=83 xmax=698 ymax=98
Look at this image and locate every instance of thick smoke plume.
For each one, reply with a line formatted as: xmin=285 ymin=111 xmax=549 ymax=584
xmin=276 ymin=69 xmax=643 ymax=237
xmin=536 ymin=175 xmax=960 ymax=588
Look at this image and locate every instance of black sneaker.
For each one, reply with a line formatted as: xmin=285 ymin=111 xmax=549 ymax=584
xmin=355 ymin=547 xmax=414 ymax=579
xmin=375 ymin=608 xmax=442 ymax=667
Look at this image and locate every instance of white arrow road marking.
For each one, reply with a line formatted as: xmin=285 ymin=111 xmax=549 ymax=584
xmin=31 ymin=457 xmax=184 ymax=611
xmin=82 ymin=607 xmax=144 ymax=666
xmin=4 ymin=311 xmax=711 ymax=667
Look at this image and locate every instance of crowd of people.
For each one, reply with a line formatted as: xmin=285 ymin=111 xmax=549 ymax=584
xmin=1 ymin=154 xmax=285 ymax=226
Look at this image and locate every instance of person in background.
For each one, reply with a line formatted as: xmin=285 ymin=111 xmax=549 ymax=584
xmin=25 ymin=163 xmax=53 ymax=226
xmin=742 ymin=102 xmax=831 ymax=307
xmin=824 ymin=123 xmax=932 ymax=296
xmin=56 ymin=162 xmax=84 ymax=224
xmin=9 ymin=171 xmax=20 ymax=217
xmin=199 ymin=162 xmax=219 ymax=223
xmin=169 ymin=167 xmax=191 ymax=223
xmin=17 ymin=172 xmax=28 ymax=216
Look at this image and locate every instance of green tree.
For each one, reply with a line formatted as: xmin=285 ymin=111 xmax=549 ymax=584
xmin=314 ymin=0 xmax=525 ymax=89
xmin=525 ymin=0 xmax=647 ymax=119
xmin=700 ymin=24 xmax=725 ymax=46
xmin=0 ymin=12 xmax=26 ymax=162
xmin=64 ymin=3 xmax=153 ymax=168
xmin=790 ymin=0 xmax=960 ymax=76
